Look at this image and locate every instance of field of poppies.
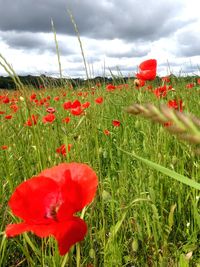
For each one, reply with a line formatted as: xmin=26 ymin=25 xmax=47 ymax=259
xmin=0 ymin=59 xmax=200 ymax=266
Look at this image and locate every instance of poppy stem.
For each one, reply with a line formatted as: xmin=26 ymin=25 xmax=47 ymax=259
xmin=76 ymin=243 xmax=81 ymax=267
xmin=60 ymin=253 xmax=69 ymax=267
xmin=76 ymin=207 xmax=86 ymax=267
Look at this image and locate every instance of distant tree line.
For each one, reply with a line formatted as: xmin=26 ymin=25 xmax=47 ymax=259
xmin=0 ymin=74 xmax=197 ymax=90
xmin=0 ymin=75 xmax=130 ymax=90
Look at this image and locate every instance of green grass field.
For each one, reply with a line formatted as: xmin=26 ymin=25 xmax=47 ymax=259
xmin=0 ymin=76 xmax=200 ymax=266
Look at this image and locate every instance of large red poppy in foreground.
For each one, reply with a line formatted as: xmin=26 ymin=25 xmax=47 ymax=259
xmin=5 ymin=163 xmax=98 ymax=255
xmin=136 ymin=59 xmax=157 ymax=81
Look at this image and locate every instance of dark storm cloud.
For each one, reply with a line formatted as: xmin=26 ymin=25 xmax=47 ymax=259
xmin=0 ymin=0 xmax=186 ymax=42
xmin=0 ymin=31 xmax=75 ymax=55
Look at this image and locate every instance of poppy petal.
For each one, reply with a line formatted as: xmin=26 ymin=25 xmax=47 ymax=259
xmin=6 ymin=223 xmax=31 ymax=237
xmin=6 ymin=218 xmax=87 ymax=256
xmin=39 ymin=163 xmax=70 ymax=185
xmin=40 ymin=163 xmax=98 ymax=211
xmin=6 ymin=222 xmax=58 ymax=238
xmin=136 ymin=70 xmax=156 ymax=81
xmin=54 ymin=217 xmax=87 ymax=255
xmin=136 ymin=59 xmax=157 ymax=81
xmin=139 ymin=59 xmax=157 ymax=70
xmin=62 ymin=163 xmax=98 ymax=210
xmin=8 ymin=177 xmax=60 ymax=222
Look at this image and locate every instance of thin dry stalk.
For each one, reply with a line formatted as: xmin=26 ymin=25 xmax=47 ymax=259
xmin=51 ymin=19 xmax=63 ymax=79
xmin=67 ymin=9 xmax=90 ymax=86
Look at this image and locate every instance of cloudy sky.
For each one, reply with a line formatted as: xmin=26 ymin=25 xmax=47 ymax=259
xmin=0 ymin=0 xmax=199 ymax=78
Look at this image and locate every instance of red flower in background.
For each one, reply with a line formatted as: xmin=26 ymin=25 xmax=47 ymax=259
xmin=54 ymin=96 xmax=60 ymax=101
xmin=5 ymin=163 xmax=98 ymax=255
xmin=42 ymin=114 xmax=56 ymax=123
xmin=106 ymin=84 xmax=116 ymax=91
xmin=71 ymin=100 xmax=81 ymax=109
xmin=30 ymin=93 xmax=37 ymax=101
xmin=103 ymin=129 xmax=110 ymax=136
xmin=5 ymin=115 xmax=13 ymax=120
xmin=186 ymin=83 xmax=195 ymax=89
xmin=136 ymin=59 xmax=157 ymax=81
xmin=112 ymin=120 xmax=121 ymax=127
xmin=82 ymin=101 xmax=90 ymax=109
xmin=10 ymin=104 xmax=19 ymax=113
xmin=1 ymin=145 xmax=8 ymax=150
xmin=3 ymin=97 xmax=10 ymax=104
xmin=46 ymin=107 xmax=56 ymax=114
xmin=63 ymin=101 xmax=72 ymax=110
xmin=70 ymin=106 xmax=84 ymax=116
xmin=95 ymin=97 xmax=103 ymax=104
xmin=164 ymin=121 xmax=173 ymax=128
xmin=56 ymin=144 xmax=72 ymax=156
xmin=167 ymin=99 xmax=183 ymax=112
xmin=161 ymin=76 xmax=170 ymax=83
xmin=24 ymin=115 xmax=38 ymax=127
xmin=62 ymin=117 xmax=70 ymax=124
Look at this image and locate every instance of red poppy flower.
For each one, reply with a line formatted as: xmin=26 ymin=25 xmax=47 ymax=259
xmin=95 ymin=97 xmax=103 ymax=104
xmin=30 ymin=93 xmax=37 ymax=101
xmin=54 ymin=96 xmax=60 ymax=101
xmin=1 ymin=145 xmax=8 ymax=150
xmin=82 ymin=102 xmax=90 ymax=109
xmin=3 ymin=97 xmax=10 ymax=104
xmin=71 ymin=100 xmax=81 ymax=109
xmin=136 ymin=59 xmax=157 ymax=81
xmin=56 ymin=144 xmax=72 ymax=156
xmin=24 ymin=115 xmax=38 ymax=127
xmin=70 ymin=106 xmax=84 ymax=116
xmin=153 ymin=85 xmax=167 ymax=98
xmin=167 ymin=99 xmax=183 ymax=112
xmin=161 ymin=76 xmax=170 ymax=83
xmin=63 ymin=101 xmax=72 ymax=110
xmin=46 ymin=107 xmax=56 ymax=114
xmin=42 ymin=114 xmax=56 ymax=123
xmin=5 ymin=163 xmax=98 ymax=255
xmin=112 ymin=120 xmax=121 ymax=127
xmin=103 ymin=129 xmax=110 ymax=135
xmin=5 ymin=115 xmax=13 ymax=120
xmin=62 ymin=117 xmax=70 ymax=124
xmin=106 ymin=84 xmax=116 ymax=91
xmin=186 ymin=83 xmax=195 ymax=89
xmin=163 ymin=121 xmax=173 ymax=127
xmin=10 ymin=104 xmax=19 ymax=113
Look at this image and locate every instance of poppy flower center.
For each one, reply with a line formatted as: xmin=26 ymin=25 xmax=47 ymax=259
xmin=49 ymin=204 xmax=60 ymax=221
xmin=45 ymin=195 xmax=62 ymax=221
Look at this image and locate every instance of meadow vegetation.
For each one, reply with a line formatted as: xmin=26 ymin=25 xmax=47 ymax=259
xmin=0 ymin=67 xmax=200 ymax=266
